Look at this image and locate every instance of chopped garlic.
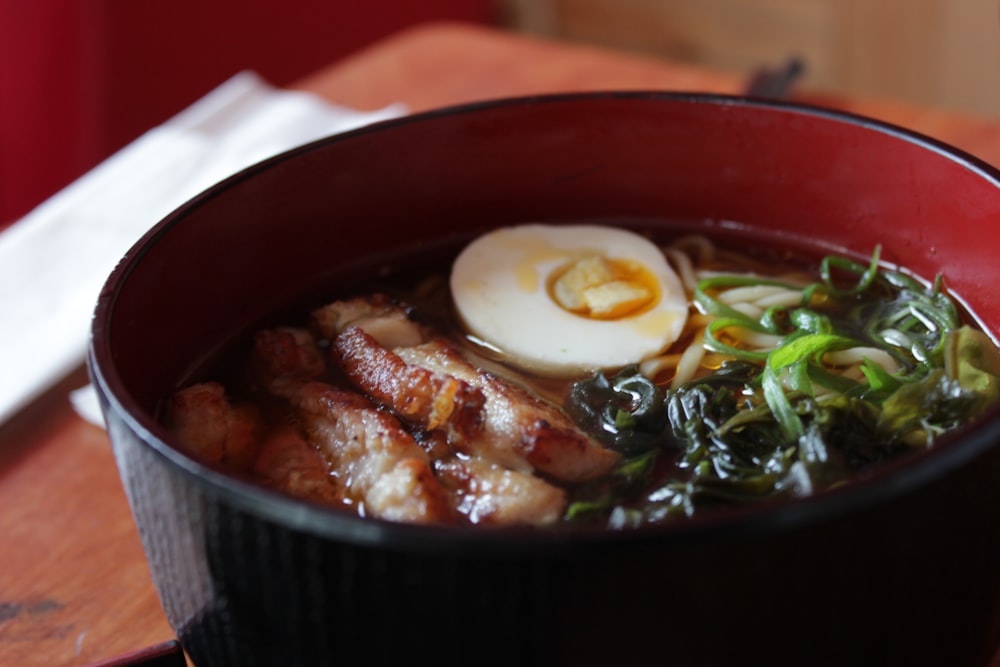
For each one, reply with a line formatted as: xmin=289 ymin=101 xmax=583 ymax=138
xmin=583 ymin=280 xmax=652 ymax=318
xmin=552 ymin=255 xmax=654 ymax=318
xmin=552 ymin=255 xmax=616 ymax=311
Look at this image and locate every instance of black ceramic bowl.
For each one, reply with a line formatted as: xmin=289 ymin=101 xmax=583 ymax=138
xmin=89 ymin=93 xmax=1000 ymax=667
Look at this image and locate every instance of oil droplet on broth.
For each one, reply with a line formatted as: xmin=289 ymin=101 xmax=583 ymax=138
xmin=631 ymin=310 xmax=683 ymax=339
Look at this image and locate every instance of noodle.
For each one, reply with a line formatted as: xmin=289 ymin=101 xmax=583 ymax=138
xmin=825 ymin=347 xmax=901 ymax=374
xmin=716 ymin=284 xmax=803 ymax=307
xmin=655 ymin=235 xmax=907 ymax=393
xmin=663 ymin=248 xmax=699 ymax=294
xmin=670 ymin=331 xmax=707 ymax=388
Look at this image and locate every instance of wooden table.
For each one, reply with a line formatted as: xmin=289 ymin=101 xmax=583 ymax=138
xmin=3 ymin=21 xmax=1000 ymax=666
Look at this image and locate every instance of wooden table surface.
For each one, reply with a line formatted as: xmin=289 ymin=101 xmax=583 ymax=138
xmin=3 ymin=21 xmax=1000 ymax=666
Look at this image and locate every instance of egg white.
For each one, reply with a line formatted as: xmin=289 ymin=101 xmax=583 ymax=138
xmin=450 ymin=224 xmax=689 ymax=376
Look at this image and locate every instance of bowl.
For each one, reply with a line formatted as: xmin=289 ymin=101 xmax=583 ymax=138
xmin=88 ymin=92 xmax=1000 ymax=667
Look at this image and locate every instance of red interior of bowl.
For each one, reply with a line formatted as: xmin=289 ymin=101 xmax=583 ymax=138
xmin=91 ymin=92 xmax=1000 ymax=438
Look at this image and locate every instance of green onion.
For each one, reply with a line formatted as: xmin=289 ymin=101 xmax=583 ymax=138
xmin=562 ymin=246 xmax=1000 ymax=528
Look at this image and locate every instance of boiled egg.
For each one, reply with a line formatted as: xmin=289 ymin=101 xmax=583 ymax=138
xmin=450 ymin=224 xmax=689 ymax=376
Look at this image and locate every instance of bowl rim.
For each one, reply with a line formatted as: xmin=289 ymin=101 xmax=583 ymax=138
xmin=88 ymin=90 xmax=1000 ymax=555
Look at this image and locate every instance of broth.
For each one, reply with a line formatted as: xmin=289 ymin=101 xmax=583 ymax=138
xmin=161 ymin=224 xmax=1000 ymax=529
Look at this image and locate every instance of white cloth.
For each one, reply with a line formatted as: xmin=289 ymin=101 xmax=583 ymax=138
xmin=0 ymin=71 xmax=405 ymax=426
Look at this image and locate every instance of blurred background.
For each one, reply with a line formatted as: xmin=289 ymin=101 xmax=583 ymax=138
xmin=3 ymin=0 xmax=1000 ymax=227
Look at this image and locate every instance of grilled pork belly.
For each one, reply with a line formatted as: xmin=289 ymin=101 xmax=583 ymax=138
xmin=253 ymin=327 xmax=454 ymax=524
xmin=280 ymin=380 xmax=454 ymax=524
xmin=332 ymin=326 xmax=486 ymax=444
xmin=165 ymin=381 xmax=261 ymax=471
xmin=165 ymin=382 xmax=340 ymax=505
xmin=314 ymin=295 xmax=620 ymax=482
xmin=253 ymin=427 xmax=343 ymax=506
xmin=398 ymin=339 xmax=620 ymax=482
xmin=170 ymin=297 xmax=617 ymax=526
xmin=434 ymin=456 xmax=566 ymax=525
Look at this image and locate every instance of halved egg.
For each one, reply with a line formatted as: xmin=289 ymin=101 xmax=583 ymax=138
xmin=450 ymin=224 xmax=689 ymax=376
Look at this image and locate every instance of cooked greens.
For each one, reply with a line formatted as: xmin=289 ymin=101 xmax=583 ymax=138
xmin=564 ymin=248 xmax=1000 ymax=527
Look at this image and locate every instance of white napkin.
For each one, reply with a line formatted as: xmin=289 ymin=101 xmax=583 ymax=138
xmin=0 ymin=71 xmax=406 ymax=427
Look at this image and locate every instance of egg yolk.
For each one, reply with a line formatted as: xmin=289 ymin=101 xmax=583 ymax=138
xmin=548 ymin=255 xmax=660 ymax=320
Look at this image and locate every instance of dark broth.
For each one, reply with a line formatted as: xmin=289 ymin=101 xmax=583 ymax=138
xmin=161 ymin=224 xmax=998 ymax=529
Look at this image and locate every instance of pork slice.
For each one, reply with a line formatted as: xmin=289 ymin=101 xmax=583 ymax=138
xmin=313 ymin=293 xmax=427 ymax=349
xmin=331 ymin=326 xmax=485 ymax=443
xmin=434 ymin=456 xmax=567 ymax=526
xmin=253 ymin=427 xmax=343 ymax=506
xmin=165 ymin=381 xmax=261 ymax=471
xmin=254 ymin=326 xmax=327 ymax=377
xmin=398 ymin=340 xmax=620 ymax=482
xmin=279 ymin=380 xmax=455 ymax=524
xmin=314 ymin=295 xmax=620 ymax=482
xmin=253 ymin=327 xmax=453 ymax=524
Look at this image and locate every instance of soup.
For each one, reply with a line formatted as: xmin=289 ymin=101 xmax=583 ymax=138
xmin=162 ymin=224 xmax=1000 ymax=528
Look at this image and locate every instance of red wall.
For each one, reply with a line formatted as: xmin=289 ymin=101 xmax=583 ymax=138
xmin=0 ymin=2 xmax=496 ymax=226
